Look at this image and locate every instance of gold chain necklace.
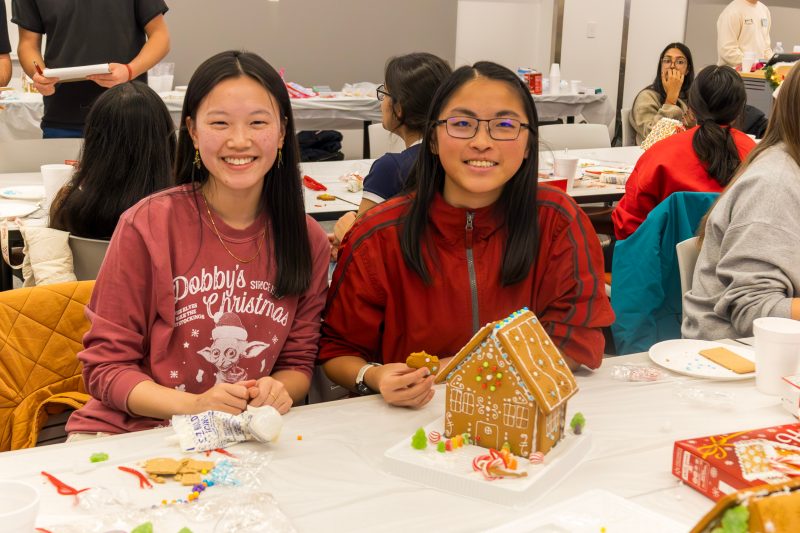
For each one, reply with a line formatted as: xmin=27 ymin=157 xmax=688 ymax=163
xmin=200 ymin=192 xmax=265 ymax=264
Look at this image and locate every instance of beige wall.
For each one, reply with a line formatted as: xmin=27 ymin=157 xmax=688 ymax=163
xmin=162 ymin=0 xmax=458 ymax=88
xmin=686 ymin=0 xmax=800 ymax=68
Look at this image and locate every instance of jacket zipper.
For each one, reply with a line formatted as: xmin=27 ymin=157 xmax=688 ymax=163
xmin=465 ymin=212 xmax=480 ymax=333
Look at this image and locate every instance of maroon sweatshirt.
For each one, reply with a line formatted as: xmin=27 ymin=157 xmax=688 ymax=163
xmin=67 ymin=185 xmax=330 ymax=434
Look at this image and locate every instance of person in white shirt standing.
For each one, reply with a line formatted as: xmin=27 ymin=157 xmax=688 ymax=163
xmin=717 ymin=0 xmax=772 ymax=68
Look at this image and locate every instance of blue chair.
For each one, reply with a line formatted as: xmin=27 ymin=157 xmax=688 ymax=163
xmin=611 ymin=192 xmax=719 ymax=354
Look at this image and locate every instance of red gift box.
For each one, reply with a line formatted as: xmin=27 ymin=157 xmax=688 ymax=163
xmin=673 ymin=423 xmax=800 ymax=501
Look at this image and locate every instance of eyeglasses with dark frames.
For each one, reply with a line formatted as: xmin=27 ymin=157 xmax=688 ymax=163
xmin=435 ymin=116 xmax=531 ymax=141
xmin=661 ymin=57 xmax=688 ymax=68
xmin=376 ymin=84 xmax=391 ymax=101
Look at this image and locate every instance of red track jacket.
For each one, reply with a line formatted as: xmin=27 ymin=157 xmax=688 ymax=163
xmin=320 ymin=187 xmax=614 ymax=369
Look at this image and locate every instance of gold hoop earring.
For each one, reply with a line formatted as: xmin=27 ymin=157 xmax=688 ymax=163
xmin=194 ymin=149 xmax=201 ymax=169
xmin=277 ymin=148 xmax=283 ymax=169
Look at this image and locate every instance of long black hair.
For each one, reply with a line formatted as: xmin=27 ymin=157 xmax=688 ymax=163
xmin=689 ymin=65 xmax=747 ymax=187
xmin=384 ymin=52 xmax=452 ymax=134
xmin=401 ymin=61 xmax=539 ymax=286
xmin=174 ymin=50 xmax=311 ymax=297
xmin=50 ymin=81 xmax=175 ymax=239
xmin=649 ymin=42 xmax=695 ymax=102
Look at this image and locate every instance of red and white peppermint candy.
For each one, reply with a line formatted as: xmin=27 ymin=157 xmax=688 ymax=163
xmin=528 ymin=451 xmax=545 ymax=465
xmin=472 ymin=453 xmax=506 ymax=481
xmin=428 ymin=431 xmax=441 ymax=444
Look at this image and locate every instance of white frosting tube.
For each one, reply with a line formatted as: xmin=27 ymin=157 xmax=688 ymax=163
xmin=171 ymin=405 xmax=283 ymax=452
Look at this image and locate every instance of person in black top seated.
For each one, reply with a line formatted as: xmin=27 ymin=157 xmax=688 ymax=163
xmin=49 ymin=81 xmax=175 ymax=240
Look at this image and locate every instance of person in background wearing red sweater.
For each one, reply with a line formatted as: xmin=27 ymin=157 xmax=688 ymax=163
xmin=66 ymin=51 xmax=330 ymax=438
xmin=320 ymin=62 xmax=614 ymax=408
xmin=613 ymin=65 xmax=756 ymax=240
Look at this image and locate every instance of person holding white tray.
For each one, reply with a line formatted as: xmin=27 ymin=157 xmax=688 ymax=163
xmin=11 ymin=0 xmax=170 ymax=138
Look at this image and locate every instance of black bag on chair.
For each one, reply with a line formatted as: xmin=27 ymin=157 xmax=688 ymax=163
xmin=739 ymin=104 xmax=768 ymax=140
xmin=298 ymin=130 xmax=344 ymax=162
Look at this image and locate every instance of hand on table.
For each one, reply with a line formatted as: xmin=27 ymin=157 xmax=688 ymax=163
xmin=87 ymin=63 xmax=130 ymax=88
xmin=247 ymin=376 xmax=293 ymax=414
xmin=193 ymin=379 xmax=256 ymax=415
xmin=32 ymin=72 xmax=58 ymax=96
xmin=373 ymin=363 xmax=435 ymax=408
xmin=662 ymin=68 xmax=684 ymax=106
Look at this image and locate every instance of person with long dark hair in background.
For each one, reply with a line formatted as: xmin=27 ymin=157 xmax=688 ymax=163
xmin=630 ymin=42 xmax=696 ymax=145
xmin=320 ymin=62 xmax=613 ymax=408
xmin=613 ymin=65 xmax=755 ymax=240
xmin=66 ymin=51 xmax=330 ymax=438
xmin=50 ymin=81 xmax=174 ymax=239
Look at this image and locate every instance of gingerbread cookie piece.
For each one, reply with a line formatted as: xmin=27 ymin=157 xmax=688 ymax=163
xmin=143 ymin=458 xmax=182 ymax=476
xmin=406 ymin=351 xmax=440 ymax=374
xmin=698 ymin=347 xmax=754 ymax=374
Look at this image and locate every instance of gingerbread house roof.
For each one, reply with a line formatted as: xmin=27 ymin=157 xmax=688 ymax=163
xmin=436 ymin=308 xmax=578 ymax=415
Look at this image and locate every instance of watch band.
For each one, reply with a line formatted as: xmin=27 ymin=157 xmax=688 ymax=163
xmin=355 ymin=362 xmax=381 ymax=395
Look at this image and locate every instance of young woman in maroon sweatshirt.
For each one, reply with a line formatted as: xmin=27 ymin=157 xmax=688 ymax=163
xmin=67 ymin=51 xmax=330 ymax=436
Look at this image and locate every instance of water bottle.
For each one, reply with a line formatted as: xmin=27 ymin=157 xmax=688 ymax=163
xmin=775 ymin=42 xmax=784 ymax=54
xmin=549 ymin=63 xmax=561 ymax=95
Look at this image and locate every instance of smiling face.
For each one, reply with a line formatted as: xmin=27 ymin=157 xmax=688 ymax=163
xmin=187 ymin=75 xmax=286 ymax=200
xmin=434 ymin=77 xmax=530 ymax=209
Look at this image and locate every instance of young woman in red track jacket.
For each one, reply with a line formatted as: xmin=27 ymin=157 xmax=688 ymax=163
xmin=319 ymin=62 xmax=614 ymax=408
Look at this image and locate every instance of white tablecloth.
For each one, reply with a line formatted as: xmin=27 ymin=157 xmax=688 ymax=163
xmin=0 ymin=92 xmax=384 ymax=141
xmin=302 ymin=146 xmax=642 ymax=217
xmin=0 ymin=351 xmax=790 ymax=532
xmin=0 ymin=91 xmax=613 ymax=141
xmin=533 ymin=92 xmax=614 ymax=125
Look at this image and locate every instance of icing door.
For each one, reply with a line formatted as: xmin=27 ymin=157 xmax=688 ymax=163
xmin=476 ymin=421 xmax=500 ymax=449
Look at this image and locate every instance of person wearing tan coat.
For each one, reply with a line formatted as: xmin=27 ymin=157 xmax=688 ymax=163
xmin=630 ymin=43 xmax=696 ymax=145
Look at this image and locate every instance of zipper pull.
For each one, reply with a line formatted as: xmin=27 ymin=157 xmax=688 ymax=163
xmin=465 ymin=212 xmax=474 ymax=249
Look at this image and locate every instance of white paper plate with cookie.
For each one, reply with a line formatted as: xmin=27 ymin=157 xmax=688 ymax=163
xmin=648 ymin=339 xmax=755 ymax=380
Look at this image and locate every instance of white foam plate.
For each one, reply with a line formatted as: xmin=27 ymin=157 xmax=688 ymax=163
xmin=485 ymin=489 xmax=689 ymax=532
xmin=649 ymin=339 xmax=755 ymax=380
xmin=0 ymin=200 xmax=40 ymax=219
xmin=383 ymin=416 xmax=592 ymax=507
xmin=0 ymin=186 xmax=45 ymax=201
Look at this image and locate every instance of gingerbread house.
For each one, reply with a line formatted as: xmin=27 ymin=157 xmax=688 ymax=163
xmin=435 ymin=308 xmax=577 ymax=458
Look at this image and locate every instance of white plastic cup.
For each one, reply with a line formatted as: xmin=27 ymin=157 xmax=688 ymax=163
xmin=794 ymin=45 xmax=800 ymax=53
xmin=549 ymin=63 xmax=561 ymax=78
xmin=0 ymin=481 xmax=40 ymax=532
xmin=753 ymin=317 xmax=800 ymax=395
xmin=553 ymin=156 xmax=579 ymax=191
xmin=741 ymin=51 xmax=756 ymax=73
xmin=40 ymin=164 xmax=74 ymax=211
xmin=570 ymin=80 xmax=582 ymax=94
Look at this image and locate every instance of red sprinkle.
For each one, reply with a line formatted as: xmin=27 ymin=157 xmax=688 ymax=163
xmin=213 ymin=447 xmax=237 ymax=458
xmin=35 ymin=529 xmax=54 ymax=533
xmin=40 ymin=471 xmax=90 ymax=498
xmin=118 ymin=466 xmax=153 ymax=489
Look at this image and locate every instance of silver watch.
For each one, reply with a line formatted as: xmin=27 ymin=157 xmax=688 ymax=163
xmin=355 ymin=362 xmax=381 ymax=395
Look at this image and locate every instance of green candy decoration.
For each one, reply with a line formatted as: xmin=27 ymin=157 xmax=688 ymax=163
xmin=130 ymin=523 xmax=154 ymax=533
xmin=437 ymin=441 xmax=446 ymax=453
xmin=90 ymin=452 xmax=109 ymax=463
xmin=475 ymin=375 xmax=482 ymax=382
xmin=570 ymin=412 xmax=586 ymax=435
xmin=711 ymin=505 xmax=749 ymax=533
xmin=490 ymin=385 xmax=496 ymax=392
xmin=411 ymin=428 xmax=428 ymax=450
xmin=482 ymin=361 xmax=489 ymax=368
